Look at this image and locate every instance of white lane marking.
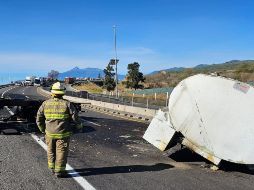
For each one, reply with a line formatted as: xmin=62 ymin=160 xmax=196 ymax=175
xmin=31 ymin=134 xmax=96 ymax=190
xmin=25 ymin=96 xmax=29 ymax=99
xmin=81 ymin=119 xmax=101 ymax=127
xmin=4 ymin=106 xmax=14 ymax=115
xmin=1 ymin=86 xmax=16 ymax=98
xmin=22 ymin=92 xmax=25 ymax=94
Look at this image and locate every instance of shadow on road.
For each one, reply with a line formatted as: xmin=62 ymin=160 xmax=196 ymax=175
xmin=220 ymin=161 xmax=254 ymax=175
xmin=82 ymin=125 xmax=96 ymax=133
xmin=66 ymin=163 xmax=173 ymax=177
xmin=0 ymin=128 xmax=22 ymax=135
xmin=169 ymin=148 xmax=254 ymax=175
xmin=0 ymin=123 xmax=39 ymax=135
xmin=169 ymin=147 xmax=207 ymax=162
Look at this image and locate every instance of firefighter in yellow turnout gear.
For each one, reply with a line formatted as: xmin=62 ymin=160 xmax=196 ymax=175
xmin=36 ymin=82 xmax=82 ymax=177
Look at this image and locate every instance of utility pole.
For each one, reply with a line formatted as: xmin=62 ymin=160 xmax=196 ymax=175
xmin=113 ymin=25 xmax=118 ymax=98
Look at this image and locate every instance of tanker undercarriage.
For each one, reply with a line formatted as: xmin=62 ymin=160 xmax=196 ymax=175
xmin=0 ymin=98 xmax=43 ymax=134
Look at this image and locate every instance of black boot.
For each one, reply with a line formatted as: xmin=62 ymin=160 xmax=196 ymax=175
xmin=55 ymin=171 xmax=68 ymax=178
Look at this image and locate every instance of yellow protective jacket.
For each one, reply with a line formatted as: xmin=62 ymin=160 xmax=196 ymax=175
xmin=36 ymin=97 xmax=82 ymax=139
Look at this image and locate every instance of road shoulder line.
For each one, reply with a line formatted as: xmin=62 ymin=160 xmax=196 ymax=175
xmin=31 ymin=134 xmax=96 ymax=190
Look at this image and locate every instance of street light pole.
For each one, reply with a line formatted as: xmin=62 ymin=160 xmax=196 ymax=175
xmin=113 ymin=25 xmax=118 ymax=98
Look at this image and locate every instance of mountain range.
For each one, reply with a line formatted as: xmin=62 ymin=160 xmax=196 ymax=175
xmin=148 ymin=60 xmax=254 ymax=75
xmin=58 ymin=60 xmax=254 ymax=80
xmin=58 ymin=67 xmax=125 ymax=80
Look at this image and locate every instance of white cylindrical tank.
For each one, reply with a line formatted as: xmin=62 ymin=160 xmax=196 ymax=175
xmin=168 ymin=74 xmax=254 ymax=164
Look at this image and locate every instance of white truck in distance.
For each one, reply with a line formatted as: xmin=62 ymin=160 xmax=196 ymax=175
xmin=34 ymin=78 xmax=41 ymax=86
xmin=25 ymin=76 xmax=36 ymax=86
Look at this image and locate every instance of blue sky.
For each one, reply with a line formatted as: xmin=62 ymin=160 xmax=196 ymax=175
xmin=0 ymin=0 xmax=254 ymax=81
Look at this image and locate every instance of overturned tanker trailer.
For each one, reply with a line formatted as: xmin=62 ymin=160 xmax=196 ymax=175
xmin=143 ymin=74 xmax=254 ymax=166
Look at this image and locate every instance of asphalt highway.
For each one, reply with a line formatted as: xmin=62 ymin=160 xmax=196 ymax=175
xmin=0 ymin=86 xmax=254 ymax=190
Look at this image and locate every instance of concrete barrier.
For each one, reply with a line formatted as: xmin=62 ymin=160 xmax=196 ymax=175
xmin=38 ymin=87 xmax=157 ymax=119
xmin=89 ymin=100 xmax=157 ymax=118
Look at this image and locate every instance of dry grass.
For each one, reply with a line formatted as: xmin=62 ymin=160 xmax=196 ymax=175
xmin=73 ymin=82 xmax=103 ymax=94
xmin=146 ymin=68 xmax=254 ymax=88
xmin=73 ymin=81 xmax=136 ymax=95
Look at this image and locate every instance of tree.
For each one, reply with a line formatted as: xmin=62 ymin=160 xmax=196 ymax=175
xmin=48 ymin=70 xmax=59 ymax=80
xmin=103 ymin=64 xmax=116 ymax=91
xmin=126 ymin=62 xmax=145 ymax=89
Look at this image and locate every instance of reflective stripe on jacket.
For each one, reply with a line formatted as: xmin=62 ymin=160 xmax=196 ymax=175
xmin=36 ymin=97 xmax=82 ymax=139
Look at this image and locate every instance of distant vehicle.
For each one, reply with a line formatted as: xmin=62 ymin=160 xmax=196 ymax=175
xmin=40 ymin=77 xmax=48 ymax=86
xmin=64 ymin=77 xmax=75 ymax=84
xmin=34 ymin=78 xmax=41 ymax=86
xmin=25 ymin=76 xmax=36 ymax=86
xmin=15 ymin=82 xmax=22 ymax=86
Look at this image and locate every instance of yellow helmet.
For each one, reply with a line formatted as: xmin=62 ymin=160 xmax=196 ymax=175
xmin=51 ymin=82 xmax=66 ymax=95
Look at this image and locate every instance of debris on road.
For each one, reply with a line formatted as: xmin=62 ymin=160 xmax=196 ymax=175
xmin=210 ymin=165 xmax=219 ymax=171
xmin=119 ymin=135 xmax=131 ymax=139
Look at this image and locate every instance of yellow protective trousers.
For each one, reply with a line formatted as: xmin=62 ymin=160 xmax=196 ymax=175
xmin=45 ymin=135 xmax=70 ymax=173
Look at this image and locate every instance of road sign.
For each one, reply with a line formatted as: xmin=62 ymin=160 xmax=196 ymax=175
xmin=109 ymin=59 xmax=119 ymax=65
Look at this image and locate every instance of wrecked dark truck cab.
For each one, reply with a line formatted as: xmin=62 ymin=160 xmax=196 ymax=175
xmin=0 ymin=97 xmax=81 ymax=134
xmin=0 ymin=97 xmax=43 ymax=134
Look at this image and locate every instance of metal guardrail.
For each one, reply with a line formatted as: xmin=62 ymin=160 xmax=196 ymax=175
xmin=68 ymin=91 xmax=163 ymax=110
xmin=65 ymin=90 xmax=88 ymax=98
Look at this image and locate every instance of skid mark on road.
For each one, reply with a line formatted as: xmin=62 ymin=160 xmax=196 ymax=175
xmin=31 ymin=134 xmax=96 ymax=190
xmin=81 ymin=119 xmax=101 ymax=127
